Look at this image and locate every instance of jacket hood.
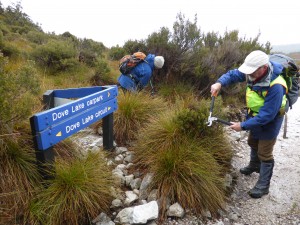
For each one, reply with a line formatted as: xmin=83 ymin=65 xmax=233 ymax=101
xmin=270 ymin=61 xmax=284 ymax=79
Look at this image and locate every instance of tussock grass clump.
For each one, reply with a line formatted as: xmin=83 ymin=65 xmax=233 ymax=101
xmin=114 ymin=90 xmax=167 ymax=145
xmin=133 ymin=97 xmax=232 ymax=219
xmin=157 ymin=81 xmax=196 ymax=103
xmin=0 ymin=133 xmax=41 ymax=224
xmin=29 ymin=151 xmax=114 ymax=225
xmin=153 ymin=140 xmax=226 ymax=217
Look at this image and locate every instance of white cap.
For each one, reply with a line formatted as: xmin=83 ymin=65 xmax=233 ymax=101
xmin=238 ymin=50 xmax=269 ymax=74
xmin=154 ymin=56 xmax=164 ymax=69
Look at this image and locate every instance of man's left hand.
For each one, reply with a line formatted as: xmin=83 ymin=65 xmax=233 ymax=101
xmin=229 ymin=122 xmax=242 ymax=132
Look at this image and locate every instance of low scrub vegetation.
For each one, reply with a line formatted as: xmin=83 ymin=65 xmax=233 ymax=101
xmin=0 ymin=132 xmax=41 ymax=225
xmin=132 ymin=97 xmax=232 ymax=220
xmin=29 ymin=151 xmax=114 ymax=225
xmin=114 ymin=91 xmax=167 ymax=145
xmin=0 ymin=1 xmax=284 ymax=223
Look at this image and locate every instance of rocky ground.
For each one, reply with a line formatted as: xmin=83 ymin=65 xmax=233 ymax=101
xmin=211 ymin=99 xmax=300 ymax=225
xmin=75 ymin=99 xmax=300 ymax=225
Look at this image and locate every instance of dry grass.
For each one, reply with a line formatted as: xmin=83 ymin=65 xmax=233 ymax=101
xmin=29 ymin=151 xmax=114 ymax=225
xmin=0 ymin=132 xmax=42 ymax=225
xmin=152 ymin=140 xmax=226 ymax=218
xmin=157 ymin=81 xmax=196 ymax=103
xmin=132 ymin=99 xmax=232 ymax=220
xmin=39 ymin=65 xmax=94 ymax=92
xmin=114 ymin=90 xmax=167 ymax=145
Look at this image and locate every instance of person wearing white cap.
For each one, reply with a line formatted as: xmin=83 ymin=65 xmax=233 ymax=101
xmin=118 ymin=54 xmax=164 ymax=92
xmin=210 ymin=50 xmax=287 ymax=198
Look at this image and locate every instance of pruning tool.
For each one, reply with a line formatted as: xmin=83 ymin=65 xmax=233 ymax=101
xmin=207 ymin=94 xmax=232 ymax=126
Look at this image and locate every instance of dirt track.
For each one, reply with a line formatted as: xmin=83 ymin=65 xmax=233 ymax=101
xmin=227 ymin=98 xmax=300 ymax=225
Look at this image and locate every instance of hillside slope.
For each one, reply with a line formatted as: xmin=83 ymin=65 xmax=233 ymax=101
xmin=272 ymin=43 xmax=300 ymax=54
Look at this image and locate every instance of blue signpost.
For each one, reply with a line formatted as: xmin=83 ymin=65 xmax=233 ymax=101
xmin=30 ymin=85 xmax=118 ymax=179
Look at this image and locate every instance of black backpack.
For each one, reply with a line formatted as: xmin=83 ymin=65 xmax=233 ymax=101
xmin=269 ymin=54 xmax=300 ymax=110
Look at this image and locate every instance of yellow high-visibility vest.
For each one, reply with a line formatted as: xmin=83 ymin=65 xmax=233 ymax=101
xmin=246 ymin=75 xmax=287 ymax=116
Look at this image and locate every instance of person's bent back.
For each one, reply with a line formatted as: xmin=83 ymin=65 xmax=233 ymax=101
xmin=118 ymin=54 xmax=164 ymax=92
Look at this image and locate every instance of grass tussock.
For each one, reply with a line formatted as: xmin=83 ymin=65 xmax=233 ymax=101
xmin=29 ymin=151 xmax=114 ymax=225
xmin=133 ymin=97 xmax=232 ymax=219
xmin=0 ymin=133 xmax=41 ymax=224
xmin=157 ymin=81 xmax=196 ymax=103
xmin=197 ymin=134 xmax=233 ymax=174
xmin=153 ymin=140 xmax=226 ymax=217
xmin=114 ymin=90 xmax=167 ymax=145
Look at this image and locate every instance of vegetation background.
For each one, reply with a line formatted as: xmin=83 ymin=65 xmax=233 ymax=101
xmin=0 ymin=1 xmax=299 ymax=224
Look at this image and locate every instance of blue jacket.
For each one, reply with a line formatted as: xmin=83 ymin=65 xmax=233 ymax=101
xmin=217 ymin=61 xmax=285 ymax=140
xmin=118 ymin=54 xmax=155 ymax=91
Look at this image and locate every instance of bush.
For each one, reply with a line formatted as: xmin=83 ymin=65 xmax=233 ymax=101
xmin=108 ymin=45 xmax=126 ymax=60
xmin=0 ymin=41 xmax=21 ymax=58
xmin=26 ymin=30 xmax=48 ymax=44
xmin=79 ymin=38 xmax=106 ymax=67
xmin=0 ymin=59 xmax=40 ymax=131
xmin=123 ymin=39 xmax=147 ymax=54
xmin=31 ymin=39 xmax=77 ymax=73
xmin=90 ymin=59 xmax=112 ymax=86
xmin=157 ymin=81 xmax=196 ymax=103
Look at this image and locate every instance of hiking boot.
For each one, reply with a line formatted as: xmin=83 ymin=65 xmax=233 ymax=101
xmin=248 ymin=186 xmax=269 ymax=198
xmin=248 ymin=160 xmax=274 ymax=199
xmin=240 ymin=163 xmax=260 ymax=175
xmin=240 ymin=148 xmax=260 ymax=175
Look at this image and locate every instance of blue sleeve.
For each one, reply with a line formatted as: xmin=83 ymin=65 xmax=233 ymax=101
xmin=241 ymin=84 xmax=286 ymax=130
xmin=145 ymin=54 xmax=155 ymax=69
xmin=217 ymin=69 xmax=246 ymax=86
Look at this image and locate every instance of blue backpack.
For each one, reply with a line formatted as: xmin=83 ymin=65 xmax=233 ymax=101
xmin=269 ymin=54 xmax=300 ymax=110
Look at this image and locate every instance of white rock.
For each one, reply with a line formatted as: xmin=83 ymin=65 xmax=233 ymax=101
xmin=125 ymin=174 xmax=134 ymax=187
xmin=111 ymin=199 xmax=123 ymax=209
xmin=132 ymin=201 xmax=159 ymax=224
xmin=167 ymin=202 xmax=185 ymax=218
xmin=124 ymin=191 xmax=138 ymax=206
xmin=114 ymin=207 xmax=133 ymax=224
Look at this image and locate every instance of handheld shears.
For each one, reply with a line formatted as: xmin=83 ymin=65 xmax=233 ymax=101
xmin=207 ymin=94 xmax=232 ymax=126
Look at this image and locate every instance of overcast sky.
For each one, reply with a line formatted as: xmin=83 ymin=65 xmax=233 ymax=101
xmin=1 ymin=0 xmax=300 ymax=48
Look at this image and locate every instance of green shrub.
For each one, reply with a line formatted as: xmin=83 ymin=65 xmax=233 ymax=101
xmin=26 ymin=30 xmax=48 ymax=44
xmin=157 ymin=81 xmax=196 ymax=103
xmin=90 ymin=59 xmax=112 ymax=86
xmin=31 ymin=39 xmax=77 ymax=73
xmin=0 ymin=59 xmax=40 ymax=131
xmin=79 ymin=38 xmax=106 ymax=67
xmin=108 ymin=45 xmax=126 ymax=60
xmin=123 ymin=39 xmax=147 ymax=54
xmin=10 ymin=25 xmax=31 ymax=35
xmin=0 ymin=41 xmax=21 ymax=58
xmin=59 ymin=57 xmax=81 ymax=72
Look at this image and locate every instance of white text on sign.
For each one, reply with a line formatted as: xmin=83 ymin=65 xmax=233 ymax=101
xmin=65 ymin=107 xmax=109 ymax=134
xmin=52 ymin=94 xmax=104 ymax=122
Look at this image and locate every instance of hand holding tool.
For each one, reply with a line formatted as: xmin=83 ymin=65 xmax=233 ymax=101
xmin=206 ymin=94 xmax=232 ymax=126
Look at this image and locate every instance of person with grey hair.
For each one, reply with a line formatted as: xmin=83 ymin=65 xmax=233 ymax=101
xmin=118 ymin=54 xmax=164 ymax=92
xmin=211 ymin=50 xmax=287 ymax=198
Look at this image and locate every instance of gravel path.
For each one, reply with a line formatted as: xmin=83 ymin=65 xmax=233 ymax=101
xmin=225 ymin=98 xmax=300 ymax=225
xmin=77 ymin=99 xmax=300 ymax=225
